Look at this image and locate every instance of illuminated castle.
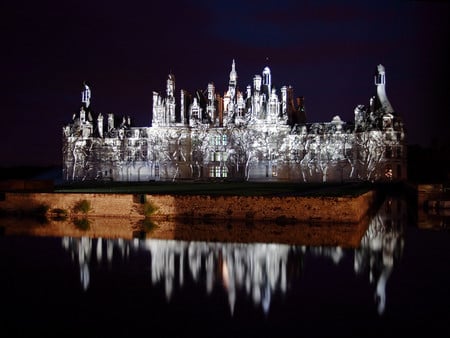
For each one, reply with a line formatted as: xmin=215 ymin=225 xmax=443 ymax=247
xmin=62 ymin=61 xmax=406 ymax=182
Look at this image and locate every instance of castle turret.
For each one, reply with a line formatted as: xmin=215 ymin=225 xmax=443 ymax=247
xmin=180 ymin=89 xmax=191 ymax=125
xmin=97 ymin=113 xmax=103 ymax=138
xmin=207 ymin=83 xmax=216 ymax=123
xmin=281 ymin=86 xmax=287 ymax=118
xmin=81 ymin=81 xmax=91 ymax=108
xmin=228 ymin=60 xmax=237 ymax=103
xmin=166 ymin=74 xmax=176 ymax=124
xmin=262 ymin=66 xmax=271 ymax=94
xmin=166 ymin=74 xmax=175 ymax=98
xmin=108 ymin=113 xmax=114 ymax=132
xmin=375 ymin=64 xmax=394 ymax=114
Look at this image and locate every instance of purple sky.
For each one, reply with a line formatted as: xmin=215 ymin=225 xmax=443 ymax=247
xmin=1 ymin=0 xmax=449 ymax=166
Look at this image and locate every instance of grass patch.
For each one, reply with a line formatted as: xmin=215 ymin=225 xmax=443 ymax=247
xmin=73 ymin=199 xmax=92 ymax=214
xmin=50 ymin=208 xmax=68 ymax=221
xmin=143 ymin=201 xmax=158 ymax=217
xmin=142 ymin=217 xmax=158 ymax=232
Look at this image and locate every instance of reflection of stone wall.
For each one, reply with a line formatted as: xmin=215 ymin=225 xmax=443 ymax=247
xmin=150 ymin=218 xmax=370 ymax=247
xmin=1 ymin=190 xmax=376 ymax=223
xmin=1 ymin=217 xmax=138 ymax=239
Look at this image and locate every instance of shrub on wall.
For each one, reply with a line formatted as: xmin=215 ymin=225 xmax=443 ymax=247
xmin=143 ymin=201 xmax=158 ymax=217
xmin=50 ymin=208 xmax=68 ymax=221
xmin=73 ymin=199 xmax=92 ymax=214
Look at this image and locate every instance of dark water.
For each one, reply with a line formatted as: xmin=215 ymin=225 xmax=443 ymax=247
xmin=0 ymin=195 xmax=449 ymax=338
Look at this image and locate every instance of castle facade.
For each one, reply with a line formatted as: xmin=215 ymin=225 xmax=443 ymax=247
xmin=62 ymin=61 xmax=406 ymax=183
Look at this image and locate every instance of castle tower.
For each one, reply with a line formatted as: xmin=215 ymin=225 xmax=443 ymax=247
xmin=246 ymin=85 xmax=251 ymax=100
xmin=97 ymin=113 xmax=103 ymax=138
xmin=108 ymin=113 xmax=114 ymax=132
xmin=152 ymin=91 xmax=160 ymax=126
xmin=228 ymin=59 xmax=237 ymax=102
xmin=180 ymin=89 xmax=191 ymax=125
xmin=375 ymin=64 xmax=394 ymax=114
xmin=281 ymin=86 xmax=287 ymax=117
xmin=166 ymin=74 xmax=175 ymax=98
xmin=81 ymin=81 xmax=91 ymax=108
xmin=207 ymin=83 xmax=216 ymax=123
xmin=166 ymin=74 xmax=176 ymax=124
xmin=262 ymin=66 xmax=271 ymax=94
xmin=261 ymin=66 xmax=272 ymax=117
xmin=253 ymin=75 xmax=262 ymax=92
xmin=252 ymin=75 xmax=262 ymax=120
xmin=268 ymin=88 xmax=279 ymax=123
xmin=80 ymin=106 xmax=86 ymax=124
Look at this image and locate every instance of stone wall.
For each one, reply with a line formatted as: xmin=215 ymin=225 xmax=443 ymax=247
xmin=1 ymin=190 xmax=376 ymax=223
xmin=0 ymin=193 xmax=142 ymax=218
xmin=148 ymin=191 xmax=375 ymax=223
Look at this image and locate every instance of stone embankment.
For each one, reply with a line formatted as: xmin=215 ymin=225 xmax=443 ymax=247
xmin=0 ymin=191 xmax=376 ymax=223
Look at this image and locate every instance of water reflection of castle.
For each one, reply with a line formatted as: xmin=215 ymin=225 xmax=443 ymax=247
xmin=62 ymin=197 xmax=405 ymax=316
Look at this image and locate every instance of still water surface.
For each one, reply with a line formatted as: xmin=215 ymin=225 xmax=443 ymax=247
xmin=0 ymin=195 xmax=448 ymax=338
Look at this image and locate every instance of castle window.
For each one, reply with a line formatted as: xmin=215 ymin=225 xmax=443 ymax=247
xmin=222 ymin=135 xmax=228 ymax=145
xmin=155 ymin=164 xmax=159 ymax=177
xmin=209 ymin=165 xmax=228 ymax=178
xmin=222 ymin=166 xmax=228 ymax=178
xmin=272 ymin=165 xmax=277 ymax=177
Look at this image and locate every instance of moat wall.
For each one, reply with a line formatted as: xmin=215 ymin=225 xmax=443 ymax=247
xmin=1 ymin=191 xmax=376 ymax=223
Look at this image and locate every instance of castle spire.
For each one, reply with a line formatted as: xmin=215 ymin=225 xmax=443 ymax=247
xmin=375 ymin=64 xmax=394 ymax=114
xmin=229 ymin=59 xmax=237 ymax=85
xmin=228 ymin=59 xmax=238 ymax=103
xmin=81 ymin=81 xmax=91 ymax=108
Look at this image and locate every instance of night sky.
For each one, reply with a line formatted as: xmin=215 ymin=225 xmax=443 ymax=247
xmin=1 ymin=0 xmax=449 ymax=167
